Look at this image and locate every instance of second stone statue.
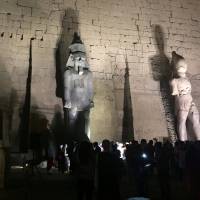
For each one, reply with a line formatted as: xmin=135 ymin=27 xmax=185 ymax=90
xmin=170 ymin=51 xmax=200 ymax=141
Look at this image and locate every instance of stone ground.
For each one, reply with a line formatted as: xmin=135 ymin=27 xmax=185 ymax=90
xmin=0 ymin=168 xmax=189 ymax=200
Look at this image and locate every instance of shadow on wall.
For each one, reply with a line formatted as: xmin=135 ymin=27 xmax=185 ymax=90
xmin=55 ymin=8 xmax=79 ymax=143
xmin=0 ymin=56 xmax=17 ymax=144
xmin=7 ymin=89 xmax=18 ymax=149
xmin=50 ymin=104 xmax=65 ymax=145
xmin=122 ymin=56 xmax=134 ymax=142
xmin=150 ymin=25 xmax=177 ymax=142
xmin=18 ymin=39 xmax=33 ymax=152
xmin=19 ymin=103 xmax=56 ymax=161
xmin=8 ymin=89 xmax=18 ymax=132
xmin=55 ymin=8 xmax=79 ymax=100
xmin=29 ymin=105 xmax=51 ymax=160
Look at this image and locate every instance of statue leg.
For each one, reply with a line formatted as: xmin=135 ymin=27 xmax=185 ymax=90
xmin=177 ymin=110 xmax=189 ymax=141
xmin=84 ymin=110 xmax=90 ymax=137
xmin=68 ymin=109 xmax=78 ymax=139
xmin=74 ymin=111 xmax=90 ymax=142
xmin=188 ymin=105 xmax=200 ymax=140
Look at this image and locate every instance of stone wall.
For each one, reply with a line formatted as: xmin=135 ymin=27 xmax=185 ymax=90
xmin=0 ymin=0 xmax=200 ymax=147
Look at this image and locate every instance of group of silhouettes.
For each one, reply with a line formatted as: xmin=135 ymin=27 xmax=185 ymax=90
xmin=47 ymin=139 xmax=200 ymax=200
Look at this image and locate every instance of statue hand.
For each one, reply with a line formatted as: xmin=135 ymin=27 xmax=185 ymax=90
xmin=64 ymin=102 xmax=72 ymax=109
xmin=190 ymin=103 xmax=197 ymax=113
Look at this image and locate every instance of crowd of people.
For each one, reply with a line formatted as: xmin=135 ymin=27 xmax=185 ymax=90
xmin=47 ymin=139 xmax=200 ymax=200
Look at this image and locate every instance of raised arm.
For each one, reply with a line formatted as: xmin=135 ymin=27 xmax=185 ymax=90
xmin=87 ymin=71 xmax=94 ymax=107
xmin=64 ymin=70 xmax=72 ymax=108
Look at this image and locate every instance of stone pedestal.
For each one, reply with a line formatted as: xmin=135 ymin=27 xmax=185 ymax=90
xmin=0 ymin=142 xmax=5 ymax=189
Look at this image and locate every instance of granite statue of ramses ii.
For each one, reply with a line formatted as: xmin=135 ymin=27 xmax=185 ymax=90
xmin=64 ymin=33 xmax=94 ymax=141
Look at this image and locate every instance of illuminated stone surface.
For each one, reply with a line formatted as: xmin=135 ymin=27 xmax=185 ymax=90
xmin=0 ymin=0 xmax=199 ymax=145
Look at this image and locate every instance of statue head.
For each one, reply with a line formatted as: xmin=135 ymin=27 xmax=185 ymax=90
xmin=171 ymin=51 xmax=187 ymax=77
xmin=66 ymin=32 xmax=89 ymax=74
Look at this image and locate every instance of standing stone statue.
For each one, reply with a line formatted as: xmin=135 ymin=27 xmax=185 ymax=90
xmin=64 ymin=33 xmax=94 ymax=141
xmin=170 ymin=51 xmax=200 ymax=141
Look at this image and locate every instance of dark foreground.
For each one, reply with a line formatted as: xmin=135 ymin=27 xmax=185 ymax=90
xmin=0 ymin=168 xmax=189 ymax=200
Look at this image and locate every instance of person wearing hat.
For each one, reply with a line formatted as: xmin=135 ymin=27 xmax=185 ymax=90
xmin=64 ymin=33 xmax=94 ymax=141
xmin=170 ymin=51 xmax=200 ymax=141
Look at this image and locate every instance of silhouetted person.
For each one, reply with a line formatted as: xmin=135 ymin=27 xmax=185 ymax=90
xmin=154 ymin=142 xmax=162 ymax=166
xmin=147 ymin=140 xmax=154 ymax=160
xmin=47 ymin=156 xmax=54 ymax=174
xmin=112 ymin=143 xmax=121 ymax=158
xmin=56 ymin=146 xmax=66 ymax=173
xmin=125 ymin=140 xmax=139 ymax=183
xmin=157 ymin=142 xmax=172 ymax=200
xmin=176 ymin=141 xmax=186 ymax=181
xmin=147 ymin=140 xmax=154 ymax=174
xmin=93 ymin=142 xmax=101 ymax=155
xmin=76 ymin=141 xmax=95 ymax=200
xmin=186 ymin=141 xmax=200 ymax=200
xmin=133 ymin=139 xmax=151 ymax=197
xmin=97 ymin=140 xmax=122 ymax=200
xmin=67 ymin=141 xmax=80 ymax=174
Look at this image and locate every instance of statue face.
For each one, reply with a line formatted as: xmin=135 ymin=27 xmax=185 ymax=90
xmin=176 ymin=59 xmax=187 ymax=74
xmin=74 ymin=56 xmax=86 ymax=74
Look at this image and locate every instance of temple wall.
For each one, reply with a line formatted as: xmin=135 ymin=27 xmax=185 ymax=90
xmin=0 ymin=0 xmax=200 ymax=146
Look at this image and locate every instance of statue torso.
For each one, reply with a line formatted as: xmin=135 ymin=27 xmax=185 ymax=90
xmin=172 ymin=77 xmax=193 ymax=112
xmin=175 ymin=77 xmax=192 ymax=96
xmin=64 ymin=69 xmax=93 ymax=111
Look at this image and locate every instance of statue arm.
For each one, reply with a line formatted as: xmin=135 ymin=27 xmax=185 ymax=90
xmin=64 ymin=70 xmax=72 ymax=108
xmin=87 ymin=72 xmax=94 ymax=106
xmin=170 ymin=79 xmax=179 ymax=96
